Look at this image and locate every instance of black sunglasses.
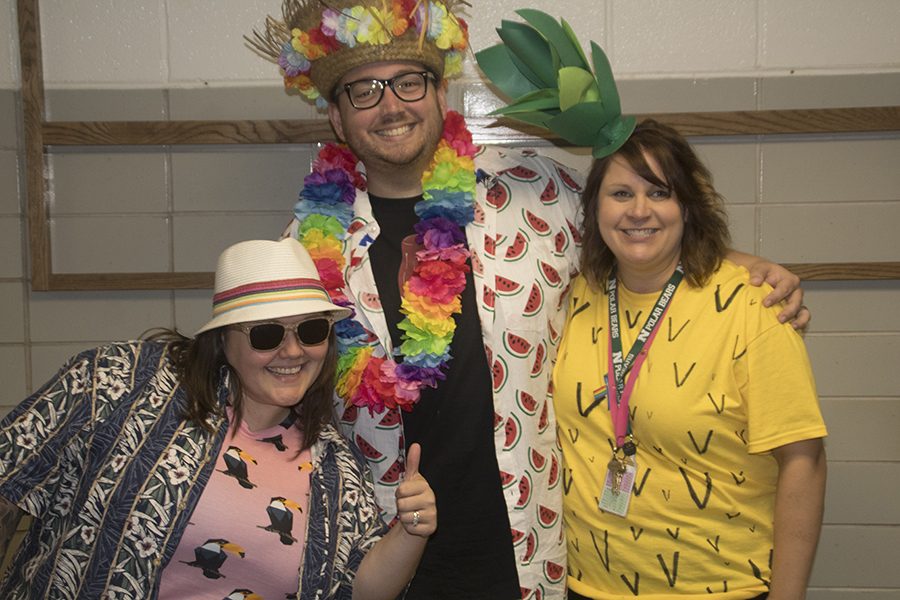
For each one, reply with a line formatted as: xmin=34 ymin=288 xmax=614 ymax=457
xmin=232 ymin=317 xmax=333 ymax=351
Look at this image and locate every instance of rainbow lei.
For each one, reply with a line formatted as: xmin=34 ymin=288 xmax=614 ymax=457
xmin=279 ymin=0 xmax=468 ymax=108
xmin=294 ymin=110 xmax=477 ymax=414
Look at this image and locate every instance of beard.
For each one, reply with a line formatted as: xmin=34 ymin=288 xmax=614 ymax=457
xmin=340 ymin=97 xmax=445 ymax=186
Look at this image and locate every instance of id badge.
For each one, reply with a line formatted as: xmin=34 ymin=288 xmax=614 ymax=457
xmin=598 ymin=461 xmax=636 ymax=517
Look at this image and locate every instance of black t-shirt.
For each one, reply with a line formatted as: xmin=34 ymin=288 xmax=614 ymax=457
xmin=368 ymin=194 xmax=519 ymax=599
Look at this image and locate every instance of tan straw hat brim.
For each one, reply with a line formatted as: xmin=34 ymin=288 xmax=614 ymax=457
xmin=312 ymin=35 xmax=445 ymax=100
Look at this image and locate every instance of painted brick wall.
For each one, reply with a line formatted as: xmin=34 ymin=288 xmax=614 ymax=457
xmin=1 ymin=1 xmax=899 ymax=595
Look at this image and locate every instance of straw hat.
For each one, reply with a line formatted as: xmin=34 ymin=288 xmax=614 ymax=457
xmin=246 ymin=0 xmax=469 ymax=107
xmin=195 ymin=238 xmax=351 ymax=335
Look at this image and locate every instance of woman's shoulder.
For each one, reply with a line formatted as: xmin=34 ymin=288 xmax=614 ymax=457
xmin=710 ymin=258 xmax=770 ymax=297
xmin=21 ymin=341 xmax=178 ymax=431
xmin=91 ymin=340 xmax=174 ymax=373
xmin=570 ymin=273 xmax=604 ymax=302
xmin=53 ymin=340 xmax=166 ymax=379
xmin=701 ymin=259 xmax=785 ymax=323
xmin=90 ymin=338 xmax=166 ymax=356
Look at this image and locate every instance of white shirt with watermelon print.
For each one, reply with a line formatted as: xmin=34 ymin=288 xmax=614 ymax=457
xmin=283 ymin=145 xmax=584 ymax=600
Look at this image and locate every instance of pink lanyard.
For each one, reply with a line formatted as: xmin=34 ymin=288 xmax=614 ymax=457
xmin=605 ymin=266 xmax=683 ymax=450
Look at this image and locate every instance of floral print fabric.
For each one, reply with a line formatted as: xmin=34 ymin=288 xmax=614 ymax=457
xmin=0 ymin=341 xmax=386 ymax=599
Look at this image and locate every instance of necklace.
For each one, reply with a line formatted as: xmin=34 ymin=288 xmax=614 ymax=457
xmin=294 ymin=110 xmax=477 ymax=415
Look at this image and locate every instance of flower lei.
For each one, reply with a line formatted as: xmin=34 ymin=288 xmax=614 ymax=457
xmin=279 ymin=0 xmax=468 ymax=107
xmin=294 ymin=110 xmax=478 ymax=415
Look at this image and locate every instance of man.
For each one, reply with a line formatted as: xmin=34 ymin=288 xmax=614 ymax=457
xmin=248 ymin=2 xmax=807 ymax=598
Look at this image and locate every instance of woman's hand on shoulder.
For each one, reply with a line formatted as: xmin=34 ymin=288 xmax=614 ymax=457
xmin=395 ymin=443 xmax=436 ymax=537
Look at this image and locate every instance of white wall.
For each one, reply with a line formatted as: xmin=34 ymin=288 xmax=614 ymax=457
xmin=4 ymin=0 xmax=897 ymax=90
xmin=1 ymin=1 xmax=899 ymax=597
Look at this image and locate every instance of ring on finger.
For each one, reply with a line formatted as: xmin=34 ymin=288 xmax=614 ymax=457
xmin=412 ymin=510 xmax=420 ymax=527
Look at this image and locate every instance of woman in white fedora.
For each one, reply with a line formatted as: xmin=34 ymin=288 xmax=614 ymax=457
xmin=0 ymin=238 xmax=435 ymax=599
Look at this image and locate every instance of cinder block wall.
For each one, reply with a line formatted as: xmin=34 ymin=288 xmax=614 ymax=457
xmin=1 ymin=1 xmax=899 ymax=595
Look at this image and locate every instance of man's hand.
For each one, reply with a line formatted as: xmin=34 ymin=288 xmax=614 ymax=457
xmin=747 ymin=259 xmax=809 ymax=330
xmin=728 ymin=249 xmax=809 ymax=330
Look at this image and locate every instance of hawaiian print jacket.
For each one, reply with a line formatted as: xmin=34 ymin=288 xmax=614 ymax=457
xmin=284 ymin=146 xmax=584 ymax=599
xmin=0 ymin=341 xmax=386 ymax=599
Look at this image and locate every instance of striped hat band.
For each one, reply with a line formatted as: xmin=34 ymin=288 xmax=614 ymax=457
xmin=212 ymin=278 xmax=330 ymax=317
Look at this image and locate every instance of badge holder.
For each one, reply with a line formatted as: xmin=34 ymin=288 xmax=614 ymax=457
xmin=598 ymin=440 xmax=636 ymax=517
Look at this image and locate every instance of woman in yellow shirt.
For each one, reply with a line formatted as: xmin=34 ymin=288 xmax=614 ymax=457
xmin=554 ymin=120 xmax=826 ymax=600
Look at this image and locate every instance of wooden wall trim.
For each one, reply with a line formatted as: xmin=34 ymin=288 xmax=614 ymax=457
xmin=18 ymin=0 xmax=50 ymax=290
xmin=36 ymin=263 xmax=900 ymax=292
xmin=786 ymin=262 xmax=900 ymax=282
xmin=38 ymin=107 xmax=900 ymax=147
xmin=46 ymin=272 xmax=214 ymax=291
xmin=18 ymin=0 xmax=900 ymax=290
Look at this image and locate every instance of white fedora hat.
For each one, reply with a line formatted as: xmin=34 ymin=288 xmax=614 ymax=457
xmin=195 ymin=238 xmax=351 ymax=335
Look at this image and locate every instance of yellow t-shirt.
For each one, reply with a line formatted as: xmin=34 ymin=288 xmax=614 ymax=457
xmin=553 ymin=260 xmax=826 ymax=599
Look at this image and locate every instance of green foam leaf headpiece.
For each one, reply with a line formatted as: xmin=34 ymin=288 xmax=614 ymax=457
xmin=475 ymin=10 xmax=635 ymax=158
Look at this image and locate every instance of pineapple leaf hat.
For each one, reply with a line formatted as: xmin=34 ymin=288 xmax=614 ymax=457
xmin=475 ymin=9 xmax=635 ymax=158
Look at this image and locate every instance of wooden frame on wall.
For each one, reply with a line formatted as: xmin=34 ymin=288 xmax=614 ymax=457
xmin=18 ymin=0 xmax=900 ymax=291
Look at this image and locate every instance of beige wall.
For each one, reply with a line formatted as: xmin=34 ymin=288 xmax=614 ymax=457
xmin=2 ymin=0 xmax=900 ymax=596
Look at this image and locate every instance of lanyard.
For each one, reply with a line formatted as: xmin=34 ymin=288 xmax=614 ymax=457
xmin=606 ymin=265 xmax=684 ymax=450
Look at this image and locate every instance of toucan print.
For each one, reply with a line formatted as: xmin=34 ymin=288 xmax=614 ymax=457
xmin=180 ymin=538 xmax=246 ymax=579
xmin=258 ymin=496 xmax=303 ymax=545
xmin=223 ymin=589 xmax=263 ymax=600
xmin=218 ymin=446 xmax=258 ymax=489
xmin=259 ymin=434 xmax=287 ymax=452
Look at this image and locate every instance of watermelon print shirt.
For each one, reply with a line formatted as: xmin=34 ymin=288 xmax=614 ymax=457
xmin=0 ymin=341 xmax=387 ymax=599
xmin=283 ymin=146 xmax=585 ymax=600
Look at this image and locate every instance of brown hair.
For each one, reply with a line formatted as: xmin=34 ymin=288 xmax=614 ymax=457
xmin=580 ymin=119 xmax=730 ymax=291
xmin=148 ymin=328 xmax=337 ymax=451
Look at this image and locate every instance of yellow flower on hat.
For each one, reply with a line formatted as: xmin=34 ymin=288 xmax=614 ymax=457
xmin=291 ymin=30 xmax=324 ymax=60
xmin=285 ymin=73 xmax=316 ymax=93
xmin=443 ymin=52 xmax=463 ymax=78
xmin=357 ymin=7 xmax=391 ymax=45
xmin=336 ymin=6 xmax=365 ymax=47
xmin=447 ymin=22 xmax=466 ymax=50
xmin=430 ymin=3 xmax=462 ymax=50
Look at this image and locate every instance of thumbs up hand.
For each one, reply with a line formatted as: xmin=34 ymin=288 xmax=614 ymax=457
xmin=395 ymin=443 xmax=437 ymax=537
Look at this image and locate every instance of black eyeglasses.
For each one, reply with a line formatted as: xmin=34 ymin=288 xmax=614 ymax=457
xmin=338 ymin=71 xmax=436 ymax=109
xmin=232 ymin=317 xmax=333 ymax=351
